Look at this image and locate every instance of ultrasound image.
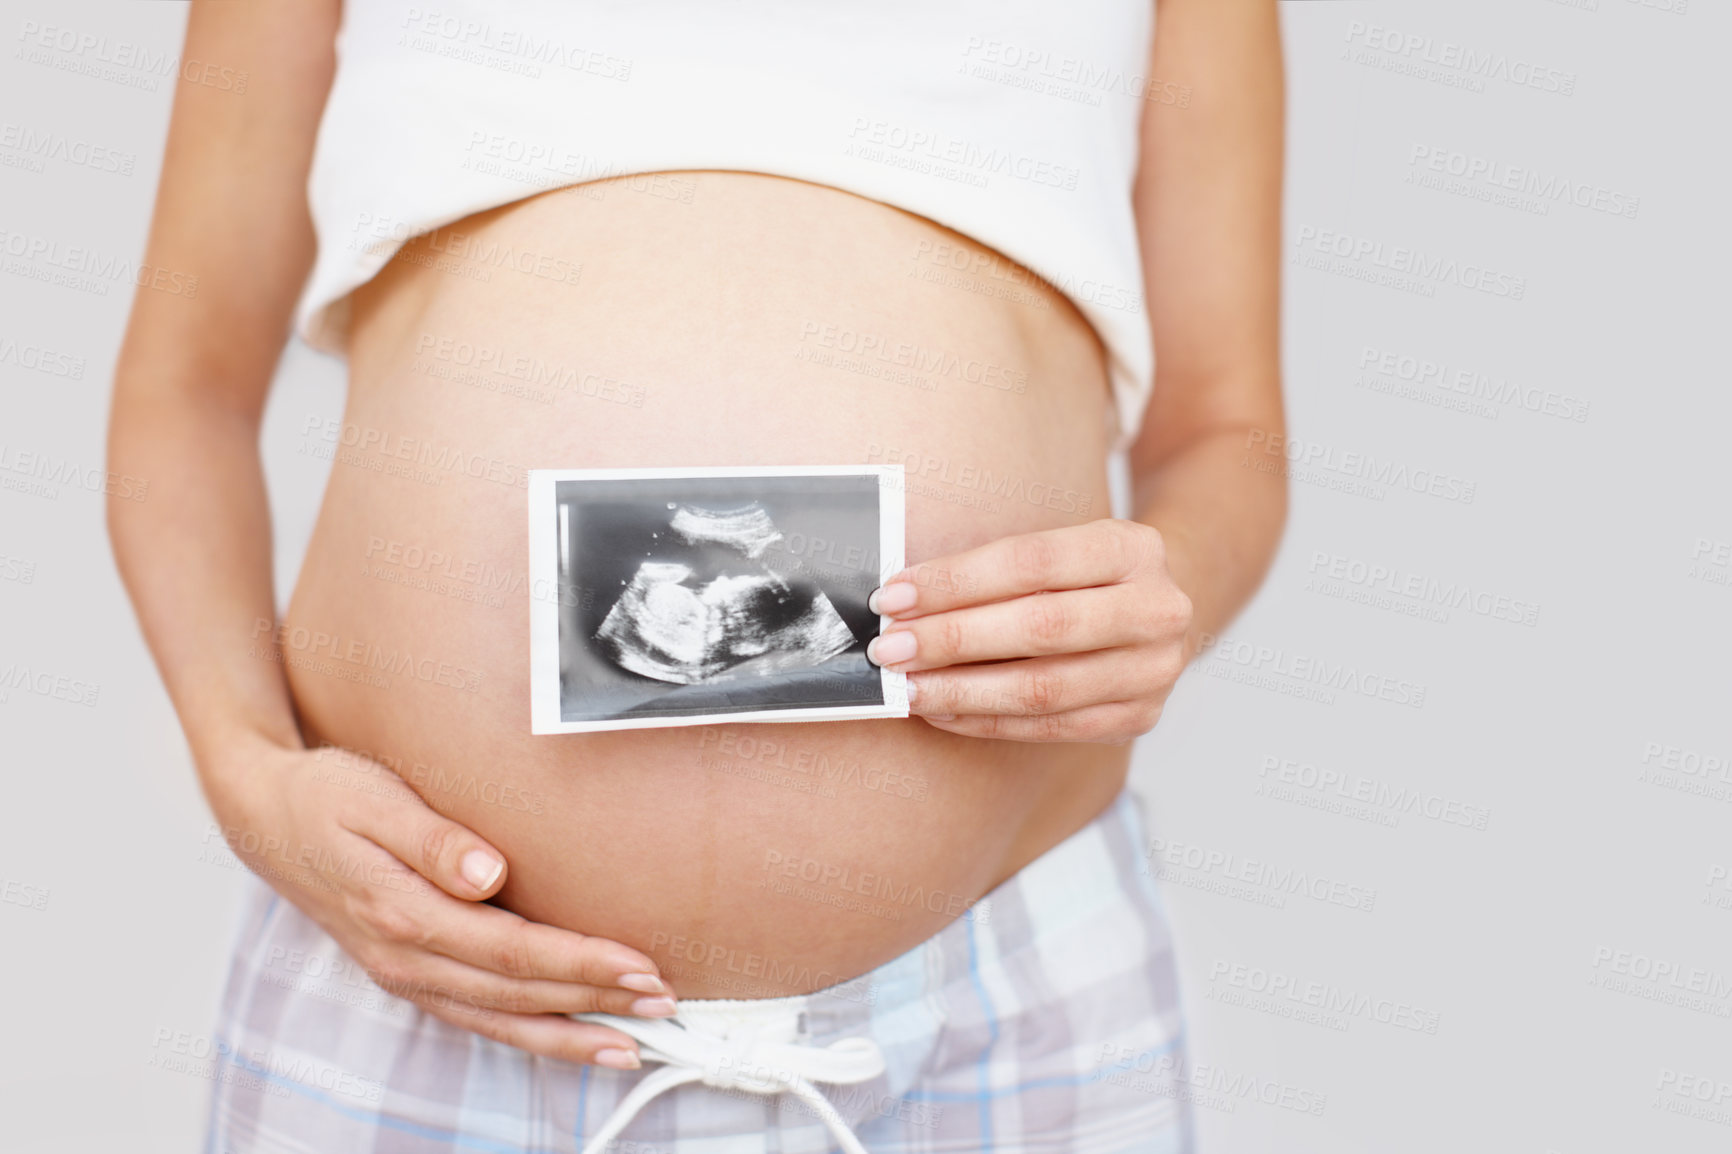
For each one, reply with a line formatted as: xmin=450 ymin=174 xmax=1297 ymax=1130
xmin=593 ymin=504 xmax=857 ymax=684
xmin=555 ymin=475 xmax=885 ymax=723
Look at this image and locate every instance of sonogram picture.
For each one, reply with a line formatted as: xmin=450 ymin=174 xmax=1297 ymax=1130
xmin=527 ymin=466 xmax=909 ymax=733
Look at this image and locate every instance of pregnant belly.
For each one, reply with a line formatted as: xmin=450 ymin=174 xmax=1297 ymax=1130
xmin=283 ymin=172 xmax=1132 ymax=996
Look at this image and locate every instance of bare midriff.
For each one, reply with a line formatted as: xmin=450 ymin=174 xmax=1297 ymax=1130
xmin=283 ymin=171 xmax=1133 ymax=998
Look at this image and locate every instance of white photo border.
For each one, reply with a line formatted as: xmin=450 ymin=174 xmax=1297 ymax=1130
xmin=528 ymin=464 xmax=908 ymax=735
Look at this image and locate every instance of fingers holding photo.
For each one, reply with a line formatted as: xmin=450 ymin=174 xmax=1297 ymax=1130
xmin=866 ymin=581 xmax=1180 ymax=672
xmin=868 ymin=519 xmax=1193 ymax=743
xmin=869 ymin=518 xmax=1171 ymax=619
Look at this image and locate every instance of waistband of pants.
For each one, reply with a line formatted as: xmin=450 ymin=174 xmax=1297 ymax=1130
xmin=598 ymin=786 xmax=1154 ymax=1033
xmin=571 ymin=787 xmax=1157 ymax=1153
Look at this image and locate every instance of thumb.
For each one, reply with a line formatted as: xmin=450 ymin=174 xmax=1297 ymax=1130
xmin=356 ymin=797 xmax=509 ymax=901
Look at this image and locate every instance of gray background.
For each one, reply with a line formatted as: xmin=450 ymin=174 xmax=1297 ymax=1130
xmin=2 ymin=2 xmax=1727 ymax=1151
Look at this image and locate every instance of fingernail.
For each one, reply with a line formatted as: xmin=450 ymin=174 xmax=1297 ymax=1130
xmin=617 ymin=973 xmax=664 ymax=994
xmin=461 ymin=850 xmax=504 ymax=891
xmin=596 ymin=1048 xmax=641 ymax=1070
xmin=868 ymin=631 xmax=917 ymax=666
xmin=871 ymin=581 xmax=918 ymax=615
xmin=630 ymin=996 xmax=678 ymax=1018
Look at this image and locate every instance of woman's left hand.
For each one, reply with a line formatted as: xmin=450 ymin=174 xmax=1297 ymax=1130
xmin=866 ymin=519 xmax=1194 ymax=744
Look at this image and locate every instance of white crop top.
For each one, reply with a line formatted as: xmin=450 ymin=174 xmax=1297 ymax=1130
xmin=295 ymin=1 xmax=1158 ymax=450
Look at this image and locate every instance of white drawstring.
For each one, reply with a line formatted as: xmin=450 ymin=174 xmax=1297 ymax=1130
xmin=573 ymin=1007 xmax=885 ymax=1154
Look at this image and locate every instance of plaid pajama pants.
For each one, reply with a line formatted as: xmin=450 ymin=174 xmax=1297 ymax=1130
xmin=205 ymin=789 xmax=1191 ymax=1153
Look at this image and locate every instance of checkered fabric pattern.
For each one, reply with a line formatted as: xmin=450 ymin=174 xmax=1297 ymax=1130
xmin=206 ymin=789 xmax=1190 ymax=1153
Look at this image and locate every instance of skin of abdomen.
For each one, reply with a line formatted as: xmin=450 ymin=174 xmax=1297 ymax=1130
xmin=283 ymin=172 xmax=1133 ymax=997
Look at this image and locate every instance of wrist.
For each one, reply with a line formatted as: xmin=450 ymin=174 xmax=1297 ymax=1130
xmin=190 ymin=718 xmax=304 ymax=820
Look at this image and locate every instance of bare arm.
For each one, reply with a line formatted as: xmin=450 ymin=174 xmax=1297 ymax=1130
xmin=108 ymin=0 xmax=668 ymax=1064
xmin=864 ymin=0 xmax=1286 ymax=741
xmin=1127 ymin=0 xmax=1288 ymax=655
xmin=108 ymin=0 xmax=332 ymax=791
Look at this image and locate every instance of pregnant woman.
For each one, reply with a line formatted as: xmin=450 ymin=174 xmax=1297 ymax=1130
xmin=108 ymin=2 xmax=1286 ymax=1151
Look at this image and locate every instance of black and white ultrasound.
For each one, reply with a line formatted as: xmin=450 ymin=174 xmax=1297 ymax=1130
xmin=555 ymin=473 xmax=886 ymax=723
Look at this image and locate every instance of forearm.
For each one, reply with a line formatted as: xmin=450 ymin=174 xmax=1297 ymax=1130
xmin=107 ymin=395 xmax=302 ymax=806
xmin=1128 ymin=414 xmax=1288 ymax=659
xmin=1127 ymin=0 xmax=1286 ymax=657
xmin=104 ymin=0 xmax=340 ymax=798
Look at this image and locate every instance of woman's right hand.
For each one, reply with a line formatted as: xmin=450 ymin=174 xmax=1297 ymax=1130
xmin=101 ymin=0 xmax=657 ymax=1076
xmin=209 ymin=733 xmax=669 ymax=1070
